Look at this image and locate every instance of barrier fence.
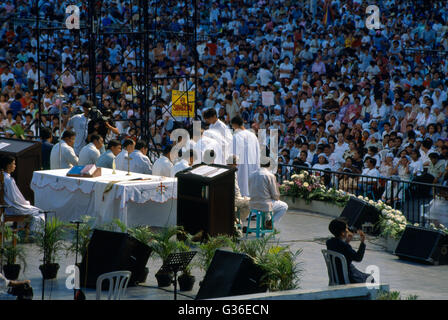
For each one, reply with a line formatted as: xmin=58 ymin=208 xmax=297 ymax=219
xmin=278 ymin=164 xmax=448 ymax=225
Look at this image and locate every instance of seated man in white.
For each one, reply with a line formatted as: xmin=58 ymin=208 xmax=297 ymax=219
xmin=96 ymin=139 xmax=122 ymax=168
xmin=171 ymin=149 xmax=196 ymax=177
xmin=248 ymin=156 xmax=288 ymax=229
xmin=1 ymin=155 xmax=45 ymax=232
xmin=78 ymin=134 xmax=104 ymax=166
xmin=129 ymin=140 xmax=152 ymax=174
xmin=50 ymin=130 xmax=79 ymax=169
xmin=116 ymin=139 xmax=136 ymax=171
xmin=152 ymin=145 xmax=173 ymax=177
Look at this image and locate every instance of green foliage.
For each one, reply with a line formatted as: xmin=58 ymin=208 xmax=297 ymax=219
xmin=100 ymin=218 xmax=127 ymax=233
xmin=254 ymin=246 xmax=303 ymax=291
xmin=148 ymin=226 xmax=189 ymax=262
xmin=35 ymin=217 xmax=67 ymax=264
xmin=196 ymin=234 xmax=235 ymax=272
xmin=234 ymin=234 xmax=303 ymax=292
xmin=8 ymin=124 xmax=25 ymax=139
xmin=66 ymin=215 xmax=96 ymax=258
xmin=0 ymin=226 xmax=27 ymax=271
xmin=376 ymin=290 xmax=419 ymax=300
xmin=128 ymin=225 xmax=154 ymax=245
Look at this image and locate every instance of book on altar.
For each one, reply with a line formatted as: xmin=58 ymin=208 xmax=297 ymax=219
xmin=67 ymin=164 xmax=102 ymax=178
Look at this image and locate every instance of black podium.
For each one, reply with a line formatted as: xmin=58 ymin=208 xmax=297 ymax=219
xmin=176 ymin=164 xmax=236 ymax=239
xmin=0 ymin=138 xmax=41 ymax=204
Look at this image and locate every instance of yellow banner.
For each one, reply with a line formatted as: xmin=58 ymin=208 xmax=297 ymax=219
xmin=171 ymin=90 xmax=195 ymax=117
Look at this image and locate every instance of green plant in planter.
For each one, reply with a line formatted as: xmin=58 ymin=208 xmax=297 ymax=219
xmin=196 ymin=234 xmax=235 ymax=273
xmin=100 ymin=218 xmax=127 ymax=233
xmin=1 ymin=226 xmax=27 ymax=280
xmin=376 ymin=290 xmax=418 ymax=300
xmin=128 ymin=225 xmax=154 ymax=245
xmin=35 ymin=217 xmax=67 ymax=279
xmin=253 ymin=245 xmax=303 ymax=291
xmin=66 ymin=215 xmax=96 ymax=260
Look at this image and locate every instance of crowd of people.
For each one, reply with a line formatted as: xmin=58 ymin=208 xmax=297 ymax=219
xmin=1 ymin=0 xmax=448 ymax=195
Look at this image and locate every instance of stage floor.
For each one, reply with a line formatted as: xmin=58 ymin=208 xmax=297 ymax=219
xmin=12 ymin=209 xmax=448 ymax=300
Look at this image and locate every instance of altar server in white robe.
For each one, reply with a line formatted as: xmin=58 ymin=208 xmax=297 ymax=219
xmin=171 ymin=149 xmax=196 ymax=177
xmin=230 ymin=115 xmax=260 ymax=197
xmin=78 ymin=134 xmax=104 ymax=166
xmin=194 ymin=130 xmax=224 ymax=165
xmin=116 ymin=139 xmax=136 ymax=172
xmin=129 ymin=140 xmax=152 ymax=174
xmin=203 ymin=108 xmax=232 ymax=159
xmin=1 ymin=156 xmax=45 ymax=232
xmin=50 ymin=130 xmax=79 ymax=169
xmin=152 ymin=145 xmax=173 ymax=177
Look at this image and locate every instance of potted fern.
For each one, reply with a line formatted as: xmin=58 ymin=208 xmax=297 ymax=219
xmin=148 ymin=226 xmax=187 ymax=287
xmin=176 ymin=234 xmax=198 ymax=292
xmin=1 ymin=226 xmax=27 ymax=280
xmin=35 ymin=217 xmax=67 ymax=280
xmin=128 ymin=225 xmax=154 ymax=283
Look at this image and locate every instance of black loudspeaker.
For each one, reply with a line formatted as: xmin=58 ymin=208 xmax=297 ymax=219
xmin=394 ymin=225 xmax=448 ymax=265
xmin=79 ymin=229 xmax=152 ymax=288
xmin=339 ymin=197 xmax=380 ymax=234
xmin=195 ymin=250 xmax=266 ymax=300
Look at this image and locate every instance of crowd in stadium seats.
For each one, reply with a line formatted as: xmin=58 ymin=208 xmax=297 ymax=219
xmin=1 ymin=0 xmax=448 ymax=187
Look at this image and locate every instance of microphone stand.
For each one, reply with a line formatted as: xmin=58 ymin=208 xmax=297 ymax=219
xmin=70 ymin=220 xmax=85 ymax=299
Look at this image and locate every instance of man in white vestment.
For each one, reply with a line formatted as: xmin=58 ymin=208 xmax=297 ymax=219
xmin=194 ymin=130 xmax=224 ymax=165
xmin=1 ymin=156 xmax=45 ymax=232
xmin=96 ymin=139 xmax=122 ymax=168
xmin=171 ymin=149 xmax=196 ymax=177
xmin=66 ymin=104 xmax=90 ymax=155
xmin=50 ymin=130 xmax=79 ymax=169
xmin=128 ymin=140 xmax=152 ymax=174
xmin=152 ymin=145 xmax=173 ymax=177
xmin=116 ymin=139 xmax=136 ymax=172
xmin=248 ymin=156 xmax=288 ymax=228
xmin=78 ymin=134 xmax=104 ymax=166
xmin=230 ymin=115 xmax=260 ymax=197
xmin=203 ymin=108 xmax=232 ymax=160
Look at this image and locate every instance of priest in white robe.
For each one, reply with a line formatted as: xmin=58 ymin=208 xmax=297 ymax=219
xmin=1 ymin=156 xmax=45 ymax=232
xmin=203 ymin=108 xmax=232 ymax=159
xmin=78 ymin=134 xmax=103 ymax=166
xmin=116 ymin=139 xmax=136 ymax=172
xmin=50 ymin=130 xmax=79 ymax=169
xmin=152 ymin=145 xmax=174 ymax=177
xmin=231 ymin=115 xmax=260 ymax=197
xmin=194 ymin=130 xmax=224 ymax=165
xmin=128 ymin=140 xmax=152 ymax=174
xmin=171 ymin=149 xmax=196 ymax=177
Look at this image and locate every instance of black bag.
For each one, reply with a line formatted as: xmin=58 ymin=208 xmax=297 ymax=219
xmin=8 ymin=283 xmax=33 ymax=300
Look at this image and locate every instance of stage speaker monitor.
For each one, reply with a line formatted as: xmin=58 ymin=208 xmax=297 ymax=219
xmin=195 ymin=250 xmax=266 ymax=300
xmin=339 ymin=197 xmax=380 ymax=234
xmin=394 ymin=225 xmax=448 ymax=265
xmin=79 ymin=229 xmax=152 ymax=288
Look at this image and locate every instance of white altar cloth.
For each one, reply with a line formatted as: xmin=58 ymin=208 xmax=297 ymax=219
xmin=30 ymin=168 xmax=177 ymax=227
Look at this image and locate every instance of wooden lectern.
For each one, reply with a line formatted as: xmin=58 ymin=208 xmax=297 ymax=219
xmin=176 ymin=164 xmax=236 ymax=239
xmin=0 ymin=138 xmax=41 ymax=204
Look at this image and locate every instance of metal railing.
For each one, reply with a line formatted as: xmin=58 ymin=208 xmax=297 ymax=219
xmin=278 ymin=164 xmax=448 ymax=225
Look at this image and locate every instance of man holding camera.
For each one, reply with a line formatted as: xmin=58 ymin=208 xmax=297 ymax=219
xmin=326 ymin=218 xmax=372 ymax=284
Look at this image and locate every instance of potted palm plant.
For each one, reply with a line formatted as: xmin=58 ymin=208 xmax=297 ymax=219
xmin=128 ymin=225 xmax=154 ymax=283
xmin=148 ymin=226 xmax=187 ymax=287
xmin=35 ymin=217 xmax=67 ymax=280
xmin=196 ymin=234 xmax=235 ymax=287
xmin=1 ymin=226 xmax=27 ymax=280
xmin=66 ymin=215 xmax=96 ymax=262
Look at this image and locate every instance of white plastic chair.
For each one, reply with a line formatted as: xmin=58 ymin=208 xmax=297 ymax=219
xmin=321 ymin=249 xmax=350 ymax=286
xmin=96 ymin=271 xmax=131 ymax=300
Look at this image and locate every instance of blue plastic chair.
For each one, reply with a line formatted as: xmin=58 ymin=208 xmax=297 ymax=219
xmin=245 ymin=209 xmax=275 ymax=238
